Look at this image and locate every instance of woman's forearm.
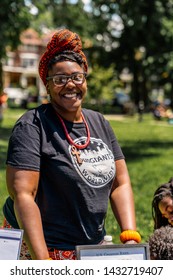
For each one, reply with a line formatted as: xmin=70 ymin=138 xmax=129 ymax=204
xmin=14 ymin=194 xmax=49 ymax=260
xmin=110 ymin=159 xmax=136 ymax=231
xmin=110 ymin=183 xmax=136 ymax=231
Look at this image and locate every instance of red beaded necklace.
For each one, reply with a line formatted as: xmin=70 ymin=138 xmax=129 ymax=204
xmin=55 ymin=112 xmax=90 ymax=165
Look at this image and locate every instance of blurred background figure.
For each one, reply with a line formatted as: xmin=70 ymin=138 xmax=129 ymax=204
xmin=153 ymin=102 xmax=173 ymax=123
xmin=0 ymin=92 xmax=8 ymax=124
xmin=153 ymin=103 xmax=167 ymax=120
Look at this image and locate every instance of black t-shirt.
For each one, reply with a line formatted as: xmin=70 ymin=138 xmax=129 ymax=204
xmin=4 ymin=103 xmax=124 ymax=250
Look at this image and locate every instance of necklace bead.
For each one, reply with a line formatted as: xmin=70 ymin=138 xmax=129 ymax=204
xmin=56 ymin=112 xmax=90 ymax=149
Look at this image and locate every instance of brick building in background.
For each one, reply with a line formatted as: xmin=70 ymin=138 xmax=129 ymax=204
xmin=2 ymin=28 xmax=54 ymax=105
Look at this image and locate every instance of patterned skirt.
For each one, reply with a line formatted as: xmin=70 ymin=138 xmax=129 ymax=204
xmin=2 ymin=218 xmax=76 ymax=260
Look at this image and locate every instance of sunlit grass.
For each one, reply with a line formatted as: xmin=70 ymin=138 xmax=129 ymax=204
xmin=106 ymin=114 xmax=173 ymax=243
xmin=0 ymin=108 xmax=26 ymax=224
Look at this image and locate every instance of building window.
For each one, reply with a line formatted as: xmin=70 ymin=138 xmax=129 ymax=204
xmin=21 ymin=45 xmax=38 ymax=52
xmin=22 ymin=58 xmax=37 ymax=68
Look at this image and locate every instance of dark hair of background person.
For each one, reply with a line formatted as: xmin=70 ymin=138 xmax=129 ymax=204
xmin=152 ymin=177 xmax=173 ymax=229
xmin=149 ymin=225 xmax=173 ymax=260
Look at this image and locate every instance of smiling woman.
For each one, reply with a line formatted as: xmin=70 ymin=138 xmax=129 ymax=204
xmin=2 ymin=28 xmax=139 ymax=260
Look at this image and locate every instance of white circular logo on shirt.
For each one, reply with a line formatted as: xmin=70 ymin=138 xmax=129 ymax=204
xmin=69 ymin=137 xmax=115 ymax=188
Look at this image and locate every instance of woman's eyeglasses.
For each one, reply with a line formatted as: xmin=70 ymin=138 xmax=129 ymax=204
xmin=46 ymin=72 xmax=87 ymax=87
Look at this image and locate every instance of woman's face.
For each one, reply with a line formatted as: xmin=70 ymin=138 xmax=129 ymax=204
xmin=159 ymin=196 xmax=173 ymax=226
xmin=47 ymin=60 xmax=87 ymax=116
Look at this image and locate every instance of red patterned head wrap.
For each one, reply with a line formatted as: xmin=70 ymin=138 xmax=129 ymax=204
xmin=39 ymin=29 xmax=88 ymax=86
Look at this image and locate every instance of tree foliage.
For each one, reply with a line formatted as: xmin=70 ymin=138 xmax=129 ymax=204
xmin=0 ymin=0 xmax=31 ymax=54
xmin=0 ymin=0 xmax=32 ymax=90
xmin=31 ymin=0 xmax=94 ymax=38
xmin=82 ymin=0 xmax=173 ymax=106
xmin=86 ymin=63 xmax=121 ymax=105
xmin=115 ymin=0 xmax=173 ymax=105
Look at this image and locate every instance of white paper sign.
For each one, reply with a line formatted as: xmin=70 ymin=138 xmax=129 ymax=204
xmin=76 ymin=243 xmax=150 ymax=260
xmin=0 ymin=228 xmax=23 ymax=260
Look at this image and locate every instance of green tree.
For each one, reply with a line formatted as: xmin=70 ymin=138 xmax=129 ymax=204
xmin=31 ymin=0 xmax=94 ymax=38
xmin=79 ymin=1 xmax=173 ymax=107
xmin=112 ymin=0 xmax=173 ymax=107
xmin=0 ymin=0 xmax=32 ymax=91
xmin=85 ymin=64 xmax=121 ymax=113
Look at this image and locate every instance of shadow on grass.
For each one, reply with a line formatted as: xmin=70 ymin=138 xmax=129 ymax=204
xmin=0 ymin=127 xmax=11 ymax=171
xmin=0 ymin=150 xmax=7 ymax=170
xmin=0 ymin=126 xmax=12 ymax=141
xmin=121 ymin=140 xmax=173 ymax=161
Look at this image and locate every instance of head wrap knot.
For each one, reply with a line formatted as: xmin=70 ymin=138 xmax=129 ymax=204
xmin=39 ymin=29 xmax=88 ymax=86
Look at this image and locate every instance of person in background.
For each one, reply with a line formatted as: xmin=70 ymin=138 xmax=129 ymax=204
xmin=149 ymin=225 xmax=173 ymax=260
xmin=0 ymin=92 xmax=8 ymax=124
xmin=152 ymin=178 xmax=173 ymax=229
xmin=2 ymin=29 xmax=140 ymax=260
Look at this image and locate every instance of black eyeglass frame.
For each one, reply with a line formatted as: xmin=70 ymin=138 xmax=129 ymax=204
xmin=46 ymin=72 xmax=87 ymax=86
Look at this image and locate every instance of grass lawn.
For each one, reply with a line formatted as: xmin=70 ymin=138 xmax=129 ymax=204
xmin=0 ymin=108 xmax=173 ymax=244
xmin=105 ymin=114 xmax=173 ymax=243
xmin=0 ymin=108 xmax=25 ymax=225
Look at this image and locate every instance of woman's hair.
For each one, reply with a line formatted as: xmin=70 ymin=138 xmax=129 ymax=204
xmin=149 ymin=225 xmax=173 ymax=259
xmin=47 ymin=50 xmax=85 ymax=72
xmin=152 ymin=178 xmax=173 ymax=229
xmin=38 ymin=29 xmax=88 ymax=86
